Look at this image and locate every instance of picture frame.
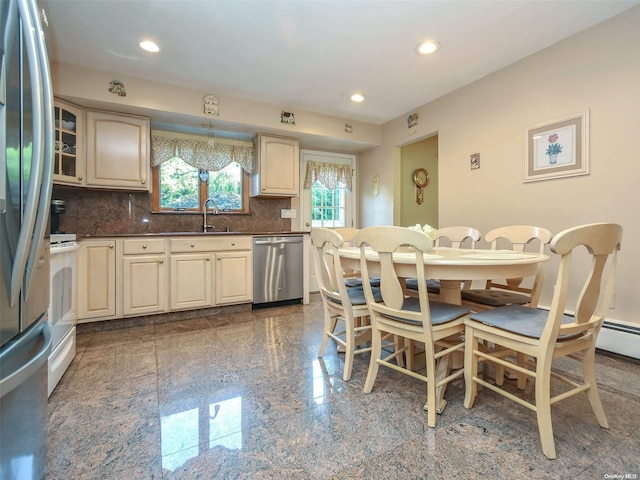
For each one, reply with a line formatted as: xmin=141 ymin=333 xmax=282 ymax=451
xmin=524 ymin=110 xmax=589 ymax=182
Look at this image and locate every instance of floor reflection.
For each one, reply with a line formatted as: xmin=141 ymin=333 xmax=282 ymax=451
xmin=161 ymin=396 xmax=243 ymax=471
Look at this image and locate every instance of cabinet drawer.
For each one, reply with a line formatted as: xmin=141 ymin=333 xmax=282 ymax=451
xmin=123 ymin=238 xmax=166 ymax=255
xmin=170 ymin=236 xmax=251 ymax=253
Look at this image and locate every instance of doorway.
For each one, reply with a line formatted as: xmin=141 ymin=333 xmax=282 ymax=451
xmin=399 ymin=135 xmax=438 ymax=228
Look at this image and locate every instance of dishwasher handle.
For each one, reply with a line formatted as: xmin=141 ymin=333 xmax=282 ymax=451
xmin=254 ymin=237 xmax=303 ymax=246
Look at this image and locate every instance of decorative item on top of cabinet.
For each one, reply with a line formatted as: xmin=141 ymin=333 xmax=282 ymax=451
xmin=251 ymin=133 xmax=300 ymax=197
xmin=53 ymin=99 xmax=85 ymax=186
xmin=85 ymin=110 xmax=150 ymax=191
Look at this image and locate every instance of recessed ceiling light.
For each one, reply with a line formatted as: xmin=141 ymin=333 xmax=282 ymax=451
xmin=351 ymin=93 xmax=365 ymax=103
xmin=416 ymin=40 xmax=440 ymax=55
xmin=139 ymin=40 xmax=160 ymax=53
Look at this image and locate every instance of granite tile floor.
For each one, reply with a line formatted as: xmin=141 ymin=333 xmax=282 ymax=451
xmin=46 ymin=296 xmax=640 ymax=479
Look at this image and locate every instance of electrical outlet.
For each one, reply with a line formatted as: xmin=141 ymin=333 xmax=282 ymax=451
xmin=280 ymin=209 xmax=297 ymax=219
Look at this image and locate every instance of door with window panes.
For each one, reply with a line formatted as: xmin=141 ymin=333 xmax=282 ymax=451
xmin=299 ymin=150 xmax=356 ymax=291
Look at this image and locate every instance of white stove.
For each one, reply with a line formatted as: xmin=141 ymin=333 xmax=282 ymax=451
xmin=48 ymin=233 xmax=78 ymax=396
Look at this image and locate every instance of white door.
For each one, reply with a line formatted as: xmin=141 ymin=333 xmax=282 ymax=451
xmin=295 ymin=150 xmax=356 ymax=292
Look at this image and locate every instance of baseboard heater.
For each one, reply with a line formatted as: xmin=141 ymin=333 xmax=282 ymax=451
xmin=597 ymin=319 xmax=640 ymax=360
xmin=538 ymin=304 xmax=639 ymax=360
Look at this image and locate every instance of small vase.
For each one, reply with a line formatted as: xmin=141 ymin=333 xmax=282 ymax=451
xmin=548 ymin=153 xmax=558 ymax=164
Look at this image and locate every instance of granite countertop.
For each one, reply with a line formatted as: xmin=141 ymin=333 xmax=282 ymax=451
xmin=77 ymin=231 xmax=308 ymax=239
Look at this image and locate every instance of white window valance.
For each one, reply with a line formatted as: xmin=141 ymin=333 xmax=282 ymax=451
xmin=303 ymin=161 xmax=352 ymax=190
xmin=151 ymin=134 xmax=255 ymax=173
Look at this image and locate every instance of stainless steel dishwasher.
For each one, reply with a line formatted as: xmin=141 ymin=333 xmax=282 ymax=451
xmin=253 ymin=235 xmax=303 ymax=306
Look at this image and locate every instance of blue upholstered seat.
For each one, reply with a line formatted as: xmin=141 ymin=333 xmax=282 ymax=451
xmin=327 ymin=286 xmax=382 ymax=306
xmin=344 ymin=276 xmax=381 ymax=288
xmin=461 ymin=289 xmax=530 ymax=307
xmin=405 ymin=278 xmax=442 ymax=294
xmin=383 ymin=297 xmax=470 ymax=326
xmin=469 ymin=304 xmax=579 ymax=339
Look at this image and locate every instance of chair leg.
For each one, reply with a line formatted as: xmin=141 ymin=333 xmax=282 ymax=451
xmin=363 ymin=327 xmax=382 ymax=394
xmin=464 ymin=328 xmax=479 ymax=409
xmin=425 ymin=355 xmax=438 ymax=427
xmin=516 ymin=352 xmax=528 ymax=390
xmin=342 ymin=314 xmax=356 ymax=381
xmin=535 ymin=359 xmax=556 ymax=460
xmin=583 ymin=347 xmax=609 ymax=429
xmin=318 ymin=310 xmax=336 ymax=357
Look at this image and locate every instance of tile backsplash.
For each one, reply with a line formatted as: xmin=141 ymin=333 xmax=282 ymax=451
xmin=52 ymin=186 xmax=292 ymax=235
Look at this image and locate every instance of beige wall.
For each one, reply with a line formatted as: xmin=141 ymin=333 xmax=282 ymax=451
xmin=400 ymin=136 xmax=438 ymax=228
xmin=358 ymin=6 xmax=640 ymax=324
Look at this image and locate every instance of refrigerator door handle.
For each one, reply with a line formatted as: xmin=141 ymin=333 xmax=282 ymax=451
xmin=0 ymin=319 xmax=51 ymax=397
xmin=0 ymin=44 xmax=6 ymax=213
xmin=23 ymin=0 xmax=53 ymax=300
xmin=9 ymin=0 xmax=45 ymax=308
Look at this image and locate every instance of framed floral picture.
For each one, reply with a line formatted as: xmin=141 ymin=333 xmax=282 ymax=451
xmin=524 ymin=111 xmax=589 ymax=182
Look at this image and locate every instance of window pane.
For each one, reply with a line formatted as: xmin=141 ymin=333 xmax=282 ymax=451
xmin=160 ymin=157 xmax=199 ymax=209
xmin=311 ymin=181 xmax=347 ymax=228
xmin=207 ymin=163 xmax=242 ymax=211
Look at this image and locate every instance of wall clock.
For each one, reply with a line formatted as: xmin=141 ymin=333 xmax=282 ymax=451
xmin=413 ymin=168 xmax=429 ymax=204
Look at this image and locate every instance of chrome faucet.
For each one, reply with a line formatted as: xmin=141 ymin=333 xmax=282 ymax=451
xmin=203 ymin=197 xmax=219 ymax=232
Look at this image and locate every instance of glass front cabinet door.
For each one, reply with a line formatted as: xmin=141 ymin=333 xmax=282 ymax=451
xmin=53 ymin=99 xmax=84 ymax=185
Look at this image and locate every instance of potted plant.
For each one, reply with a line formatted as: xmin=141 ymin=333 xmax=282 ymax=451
xmin=545 ymin=133 xmax=563 ymax=164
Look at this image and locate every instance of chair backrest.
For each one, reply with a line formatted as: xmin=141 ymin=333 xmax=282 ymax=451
xmin=483 ymin=225 xmax=553 ymax=300
xmin=309 ymin=227 xmax=352 ymax=307
xmin=542 ymin=223 xmax=621 ymax=344
xmin=334 ymin=227 xmax=359 ymax=245
xmin=435 ymin=226 xmax=481 ymax=248
xmin=354 ymin=226 xmax=434 ymax=325
xmin=485 ymin=225 xmax=552 ymax=253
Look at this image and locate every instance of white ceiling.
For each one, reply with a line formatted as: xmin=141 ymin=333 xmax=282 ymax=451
xmin=42 ymin=0 xmax=637 ymax=130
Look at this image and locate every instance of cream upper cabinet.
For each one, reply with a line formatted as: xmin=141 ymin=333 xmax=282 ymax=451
xmin=85 ymin=110 xmax=150 ymax=190
xmin=77 ymin=239 xmax=118 ymax=321
xmin=53 ymin=99 xmax=85 ymax=186
xmin=215 ymin=250 xmax=252 ymax=305
xmin=122 ymin=239 xmax=167 ymax=316
xmin=251 ymin=134 xmax=299 ymax=197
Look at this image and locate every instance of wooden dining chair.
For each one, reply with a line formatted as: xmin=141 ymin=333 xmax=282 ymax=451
xmin=463 ymin=223 xmax=622 ymax=459
xmin=354 ymin=226 xmax=470 ymax=427
xmin=310 ymin=227 xmax=382 ymax=381
xmin=405 ymin=226 xmax=481 ymax=297
xmin=461 ymin=225 xmax=552 ymax=311
xmin=334 ymin=227 xmax=380 ymax=289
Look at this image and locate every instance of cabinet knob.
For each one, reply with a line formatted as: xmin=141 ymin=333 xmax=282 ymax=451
xmin=142 ymin=244 xmax=147 ymax=249
xmin=231 ymin=242 xmax=236 ymax=246
xmin=190 ymin=243 xmax=195 ymax=247
xmin=159 ymin=259 xmax=164 ymax=264
xmin=109 ymin=244 xmax=114 ymax=249
xmin=78 ymin=176 xmax=83 ymax=181
xmin=141 ymin=180 xmax=146 ymax=184
xmin=206 ymin=257 xmax=211 ymax=261
xmin=217 ymin=256 xmax=221 ymax=261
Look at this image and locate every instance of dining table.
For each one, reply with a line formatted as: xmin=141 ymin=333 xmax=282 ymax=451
xmin=336 ymin=245 xmax=549 ymax=413
xmin=337 ymin=246 xmax=549 ymax=305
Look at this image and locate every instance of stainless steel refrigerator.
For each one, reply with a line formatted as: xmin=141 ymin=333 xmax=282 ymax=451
xmin=1 ymin=0 xmax=54 ymax=479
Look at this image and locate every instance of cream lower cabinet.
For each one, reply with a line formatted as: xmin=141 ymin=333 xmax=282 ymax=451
xmin=78 ymin=235 xmax=253 ymax=322
xmin=122 ymin=239 xmax=167 ymax=316
xmin=169 ymin=253 xmax=213 ymax=310
xmin=169 ymin=236 xmax=252 ymax=308
xmin=215 ymin=250 xmax=252 ymax=305
xmin=77 ymin=239 xmax=118 ymax=321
